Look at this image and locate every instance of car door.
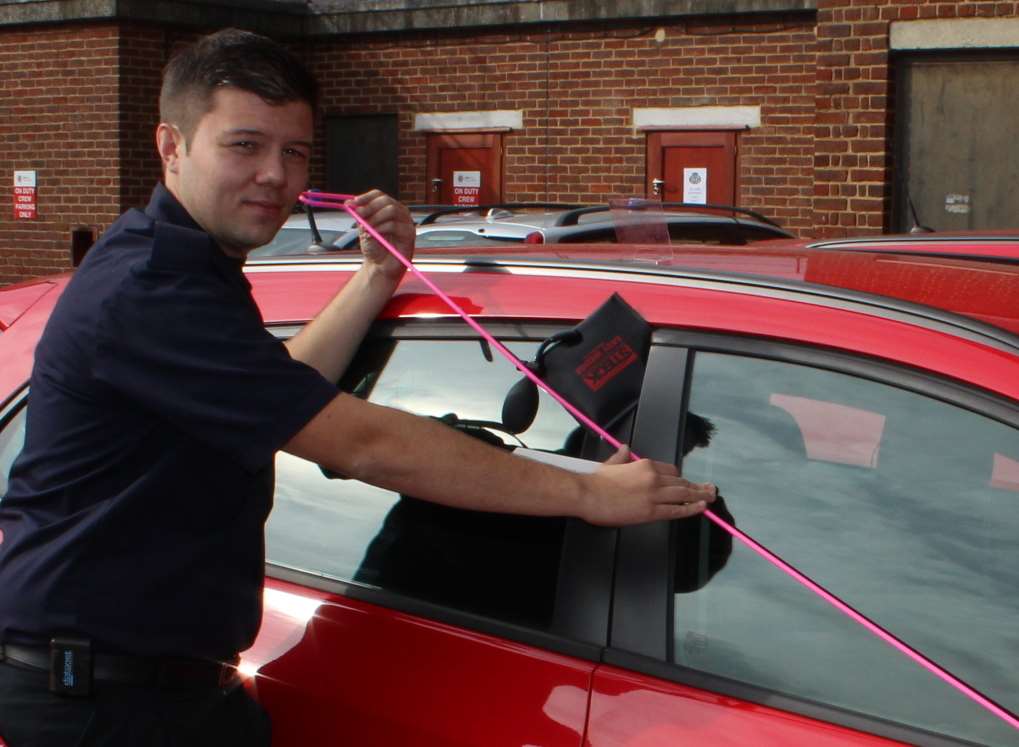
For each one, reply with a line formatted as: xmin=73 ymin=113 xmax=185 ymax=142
xmin=248 ymin=321 xmax=626 ymax=746
xmin=591 ymin=331 xmax=1019 ymax=747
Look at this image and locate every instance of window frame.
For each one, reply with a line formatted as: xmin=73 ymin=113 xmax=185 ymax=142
xmin=0 ymin=384 xmax=27 ymax=423
xmin=0 ymin=385 xmax=28 ymax=498
xmin=264 ymin=319 xmax=623 ymax=662
xmin=606 ymin=329 xmax=1019 ymax=747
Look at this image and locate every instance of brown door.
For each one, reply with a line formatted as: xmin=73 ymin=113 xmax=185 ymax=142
xmin=426 ymin=133 xmax=503 ymax=206
xmin=646 ymin=131 xmax=737 ymax=207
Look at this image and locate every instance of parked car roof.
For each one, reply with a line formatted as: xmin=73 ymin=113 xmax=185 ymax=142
xmin=248 ymin=201 xmax=794 ymax=258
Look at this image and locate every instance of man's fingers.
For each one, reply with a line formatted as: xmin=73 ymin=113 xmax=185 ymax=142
xmin=368 ymin=216 xmax=414 ymax=237
xmin=602 ymin=444 xmax=631 ymax=465
xmin=648 ymin=458 xmax=678 ymax=477
xmin=351 ymin=192 xmax=411 ymax=229
xmin=654 ymin=500 xmax=709 ymax=521
xmin=349 ymin=189 xmax=385 ymax=210
xmin=357 ymin=203 xmax=407 ymax=229
xmin=653 ymin=481 xmax=715 ymax=505
xmin=585 ymin=453 xmax=720 ymax=526
xmin=350 ymin=191 xmax=416 ymax=270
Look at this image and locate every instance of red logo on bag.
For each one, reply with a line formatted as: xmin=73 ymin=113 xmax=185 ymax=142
xmin=575 ymin=335 xmax=638 ymax=392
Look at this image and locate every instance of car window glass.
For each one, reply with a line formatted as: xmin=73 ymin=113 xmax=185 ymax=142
xmin=249 ymin=227 xmax=351 ymax=257
xmin=558 ymin=228 xmax=617 ymax=244
xmin=675 ymin=352 xmax=1019 ymax=746
xmin=0 ymin=403 xmax=27 ymax=499
xmin=266 ymin=337 xmax=584 ymax=629
xmin=414 ymin=231 xmax=524 ymax=248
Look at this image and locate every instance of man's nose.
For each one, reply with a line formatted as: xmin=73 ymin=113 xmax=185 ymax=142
xmin=256 ymin=152 xmax=286 ymax=186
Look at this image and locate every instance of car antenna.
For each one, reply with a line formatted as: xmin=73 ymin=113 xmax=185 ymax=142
xmin=303 ymin=189 xmax=325 ymax=248
xmin=907 ymin=194 xmax=933 ymax=234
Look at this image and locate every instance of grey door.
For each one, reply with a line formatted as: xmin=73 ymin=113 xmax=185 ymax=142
xmin=326 ymin=114 xmax=399 ymax=198
xmin=893 ymin=54 xmax=1019 ymax=231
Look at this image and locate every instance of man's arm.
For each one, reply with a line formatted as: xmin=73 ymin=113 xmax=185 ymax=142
xmin=284 ymin=190 xmax=413 ymax=381
xmin=284 ymin=392 xmax=717 ymax=526
xmin=281 ymin=189 xmax=714 ymax=525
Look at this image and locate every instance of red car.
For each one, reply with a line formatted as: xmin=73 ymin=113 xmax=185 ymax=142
xmin=761 ymin=231 xmax=1019 ymax=262
xmin=1 ymin=242 xmax=1017 ymax=746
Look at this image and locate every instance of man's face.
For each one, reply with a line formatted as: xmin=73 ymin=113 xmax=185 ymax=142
xmin=159 ymin=87 xmax=313 ymax=257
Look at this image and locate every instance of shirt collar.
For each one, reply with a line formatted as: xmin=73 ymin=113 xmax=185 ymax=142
xmin=145 ymin=183 xmax=248 ymax=282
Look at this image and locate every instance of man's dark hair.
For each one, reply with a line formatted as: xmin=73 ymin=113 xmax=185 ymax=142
xmin=160 ymin=28 xmax=318 ymax=146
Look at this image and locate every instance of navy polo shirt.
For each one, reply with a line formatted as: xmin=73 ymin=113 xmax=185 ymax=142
xmin=0 ymin=184 xmax=339 ymax=660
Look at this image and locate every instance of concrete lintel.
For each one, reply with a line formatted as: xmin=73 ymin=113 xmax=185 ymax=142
xmin=307 ymin=0 xmax=816 ymax=36
xmin=891 ymin=17 xmax=1019 ymax=50
xmin=0 ymin=0 xmax=116 ymax=26
xmin=0 ymin=0 xmax=815 ymax=32
xmin=116 ymin=0 xmax=305 ymax=34
xmin=633 ymin=106 xmax=761 ymax=131
xmin=414 ymin=110 xmax=523 ymax=132
xmin=0 ymin=0 xmax=305 ymax=32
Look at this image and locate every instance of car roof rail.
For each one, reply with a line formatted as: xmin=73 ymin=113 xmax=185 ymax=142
xmin=553 ymin=201 xmax=782 ymax=228
xmin=417 ymin=203 xmax=586 ymax=225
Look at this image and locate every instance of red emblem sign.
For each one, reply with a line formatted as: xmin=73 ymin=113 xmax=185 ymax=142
xmin=575 ymin=335 xmax=639 ymax=392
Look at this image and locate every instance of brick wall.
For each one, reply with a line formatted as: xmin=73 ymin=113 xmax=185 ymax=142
xmin=813 ymin=0 xmax=1019 ymax=237
xmin=119 ymin=25 xmax=173 ymax=212
xmin=3 ymin=4 xmax=1019 ymax=283
xmin=308 ymin=14 xmax=818 ymax=230
xmin=0 ymin=24 xmax=122 ymax=284
xmin=0 ymin=24 xmax=211 ymax=286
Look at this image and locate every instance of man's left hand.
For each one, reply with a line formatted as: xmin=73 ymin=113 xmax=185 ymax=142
xmin=349 ymin=190 xmax=415 ymax=282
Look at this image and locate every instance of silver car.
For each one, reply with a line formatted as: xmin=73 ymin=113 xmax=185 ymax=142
xmin=249 ymin=201 xmax=792 ymax=258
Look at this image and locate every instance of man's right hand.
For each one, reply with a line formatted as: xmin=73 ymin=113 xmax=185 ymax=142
xmin=288 ymin=396 xmax=718 ymax=528
xmin=580 ymin=445 xmax=717 ymax=526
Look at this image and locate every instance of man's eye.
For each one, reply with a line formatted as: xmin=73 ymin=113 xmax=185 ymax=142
xmin=231 ymin=141 xmax=257 ymax=151
xmin=284 ymin=148 xmax=309 ymax=160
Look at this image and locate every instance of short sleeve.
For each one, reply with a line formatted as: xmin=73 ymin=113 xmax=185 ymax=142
xmin=93 ymin=264 xmax=338 ymax=472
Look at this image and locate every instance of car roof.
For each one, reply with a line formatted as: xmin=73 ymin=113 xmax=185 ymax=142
xmin=244 ymin=243 xmax=1019 ymax=404
xmin=4 ymin=243 xmax=1018 ymax=401
xmin=247 ymin=242 xmax=1019 ymax=339
xmin=762 ymin=231 xmax=1019 ymax=261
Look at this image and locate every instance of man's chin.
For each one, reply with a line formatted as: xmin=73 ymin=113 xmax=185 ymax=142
xmin=222 ymin=225 xmax=283 ymax=256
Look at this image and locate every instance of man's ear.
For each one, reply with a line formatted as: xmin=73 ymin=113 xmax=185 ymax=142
xmin=156 ymin=123 xmax=185 ymax=175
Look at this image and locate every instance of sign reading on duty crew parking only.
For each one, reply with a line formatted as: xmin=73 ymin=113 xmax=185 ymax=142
xmin=14 ymin=170 xmax=37 ymax=220
xmin=453 ymin=170 xmax=481 ymax=206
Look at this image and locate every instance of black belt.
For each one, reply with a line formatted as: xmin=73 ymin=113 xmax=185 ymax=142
xmin=0 ymin=642 xmax=240 ymax=691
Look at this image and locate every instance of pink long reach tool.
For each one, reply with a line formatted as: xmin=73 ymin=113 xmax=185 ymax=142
xmin=299 ymin=190 xmax=1019 ymax=734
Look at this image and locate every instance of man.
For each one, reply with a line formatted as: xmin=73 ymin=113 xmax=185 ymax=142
xmin=0 ymin=29 xmax=716 ymax=745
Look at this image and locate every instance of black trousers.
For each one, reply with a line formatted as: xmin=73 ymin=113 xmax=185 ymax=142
xmin=0 ymin=662 xmax=271 ymax=747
